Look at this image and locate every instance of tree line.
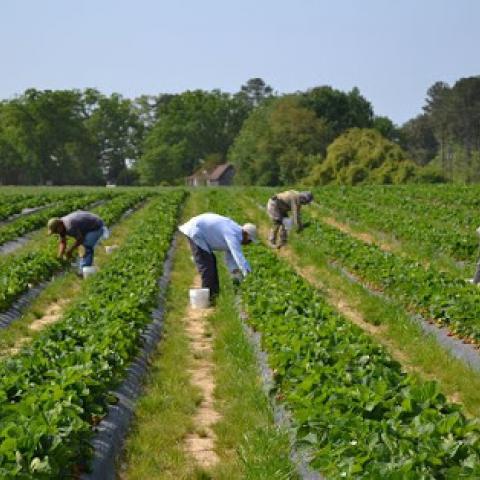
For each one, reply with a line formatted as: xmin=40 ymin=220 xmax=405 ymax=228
xmin=402 ymin=77 xmax=480 ymax=183
xmin=0 ymin=76 xmax=478 ymax=186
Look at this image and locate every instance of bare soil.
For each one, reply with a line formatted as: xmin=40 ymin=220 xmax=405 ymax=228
xmin=321 ymin=216 xmax=395 ymax=252
xmin=29 ymin=299 xmax=68 ymax=331
xmin=183 ymin=276 xmax=221 ymax=469
xmin=2 ymin=298 xmax=70 ymax=357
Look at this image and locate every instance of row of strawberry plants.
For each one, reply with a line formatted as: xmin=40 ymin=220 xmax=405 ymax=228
xmin=246 ymin=188 xmax=480 ymax=338
xmin=0 ymin=193 xmax=65 ymax=221
xmin=0 ymin=191 xmax=186 ymax=478
xmin=317 ymin=184 xmax=480 ymax=215
xmin=0 ymin=190 xmax=99 ymax=221
xmin=296 ymin=212 xmax=480 ymax=342
xmin=204 ymin=189 xmax=480 ymax=478
xmin=240 ymin=245 xmax=480 ymax=478
xmin=0 ymin=192 xmax=147 ymax=313
xmin=311 ymin=186 xmax=479 ymax=262
xmin=248 ymin=185 xmax=479 ymax=262
xmin=0 ymin=191 xmax=115 ymax=246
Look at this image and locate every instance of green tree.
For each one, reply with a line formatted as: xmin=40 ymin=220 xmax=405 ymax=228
xmin=304 ymin=128 xmax=440 ymax=186
xmin=236 ymin=77 xmax=274 ymax=107
xmin=401 ymin=114 xmax=438 ymax=166
xmin=138 ymin=90 xmax=250 ymax=184
xmin=86 ymin=92 xmax=143 ymax=183
xmin=372 ymin=115 xmax=403 ymax=144
xmin=0 ymin=89 xmax=101 ymax=185
xmin=414 ymin=76 xmax=480 ymax=181
xmin=301 ymin=86 xmax=374 ymax=140
xmin=228 ymin=95 xmax=331 ymax=185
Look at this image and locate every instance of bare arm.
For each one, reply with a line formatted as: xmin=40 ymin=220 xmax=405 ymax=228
xmin=66 ymin=235 xmax=83 ymax=258
xmin=58 ymin=237 xmax=67 ymax=258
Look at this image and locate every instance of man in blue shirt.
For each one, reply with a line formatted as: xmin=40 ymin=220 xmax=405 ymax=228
xmin=179 ymin=213 xmax=257 ymax=301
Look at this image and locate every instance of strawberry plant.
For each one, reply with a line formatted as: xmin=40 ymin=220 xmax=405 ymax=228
xmin=204 ymin=188 xmax=480 ymax=478
xmin=0 ymin=192 xmax=114 ymax=246
xmin=241 ymin=245 xmax=480 ymax=478
xmin=0 ymin=192 xmax=147 ymax=314
xmin=0 ymin=191 xmax=186 ymax=477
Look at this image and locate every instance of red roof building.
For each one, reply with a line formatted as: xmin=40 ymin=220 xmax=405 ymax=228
xmin=186 ymin=163 xmax=235 ymax=187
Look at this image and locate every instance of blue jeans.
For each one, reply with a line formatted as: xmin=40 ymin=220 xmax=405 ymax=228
xmin=79 ymin=227 xmax=104 ymax=270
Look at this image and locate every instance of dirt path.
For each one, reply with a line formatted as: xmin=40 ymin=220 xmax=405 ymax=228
xmin=270 ymin=240 xmax=468 ymax=406
xmin=255 ymin=218 xmax=419 ymax=370
xmin=248 ymin=204 xmax=469 ymax=409
xmin=318 ymin=215 xmax=396 ymax=252
xmin=183 ymin=277 xmax=221 ymax=469
xmin=3 ymin=298 xmax=70 ymax=357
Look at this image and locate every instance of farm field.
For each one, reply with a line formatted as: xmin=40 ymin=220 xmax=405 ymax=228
xmin=1 ymin=185 xmax=480 ymax=478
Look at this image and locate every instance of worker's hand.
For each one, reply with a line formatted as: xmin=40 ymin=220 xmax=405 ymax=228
xmin=231 ymin=270 xmax=243 ymax=288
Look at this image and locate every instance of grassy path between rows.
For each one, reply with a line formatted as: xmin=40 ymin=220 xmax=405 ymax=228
xmin=0 ymin=198 xmax=152 ymax=355
xmin=310 ymin=202 xmax=470 ymax=277
xmin=240 ymin=195 xmax=480 ymax=418
xmin=120 ymin=191 xmax=296 ymax=479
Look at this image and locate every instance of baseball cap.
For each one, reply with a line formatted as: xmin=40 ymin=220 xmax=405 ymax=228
xmin=47 ymin=217 xmax=62 ymax=235
xmin=300 ymin=191 xmax=314 ymax=203
xmin=242 ymin=223 xmax=258 ymax=243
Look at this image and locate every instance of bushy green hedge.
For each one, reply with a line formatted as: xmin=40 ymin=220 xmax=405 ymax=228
xmin=305 ymin=128 xmax=445 ymax=185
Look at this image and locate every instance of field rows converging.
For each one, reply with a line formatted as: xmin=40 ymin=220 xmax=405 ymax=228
xmin=0 ymin=191 xmax=111 ymax=248
xmin=2 ymin=185 xmax=480 ymax=479
xmin=0 ymin=191 xmax=88 ymax=223
xmin=0 ymin=192 xmax=147 ymax=317
xmin=208 ymin=188 xmax=480 ymax=478
xmin=0 ymin=190 xmax=185 ymax=478
xmin=312 ymin=185 xmax=480 ymax=265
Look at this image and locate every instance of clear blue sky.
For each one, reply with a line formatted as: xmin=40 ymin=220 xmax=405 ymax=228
xmin=1 ymin=0 xmax=478 ymax=124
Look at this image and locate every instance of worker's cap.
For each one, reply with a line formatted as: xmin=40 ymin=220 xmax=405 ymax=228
xmin=299 ymin=191 xmax=314 ymax=204
xmin=242 ymin=223 xmax=258 ymax=243
xmin=47 ymin=217 xmax=62 ymax=235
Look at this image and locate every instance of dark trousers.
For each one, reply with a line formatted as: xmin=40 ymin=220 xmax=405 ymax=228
xmin=188 ymin=240 xmax=219 ymax=299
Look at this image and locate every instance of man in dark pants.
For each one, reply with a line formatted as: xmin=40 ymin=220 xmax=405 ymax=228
xmin=179 ymin=213 xmax=257 ymax=301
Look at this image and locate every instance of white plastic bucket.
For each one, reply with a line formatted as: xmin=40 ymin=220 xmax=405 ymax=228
xmin=283 ymin=217 xmax=293 ymax=231
xmin=189 ymin=288 xmax=210 ymax=309
xmin=82 ymin=266 xmax=98 ymax=279
xmin=105 ymin=244 xmax=119 ymax=254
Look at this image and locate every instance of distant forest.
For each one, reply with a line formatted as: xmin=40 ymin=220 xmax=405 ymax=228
xmin=0 ymin=76 xmax=479 ymax=186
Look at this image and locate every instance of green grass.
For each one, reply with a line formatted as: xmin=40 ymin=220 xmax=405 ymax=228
xmin=310 ymin=202 xmax=471 ymax=277
xmin=240 ymin=194 xmax=480 ymax=418
xmin=121 ymin=191 xmax=296 ymax=479
xmin=208 ymin=266 xmax=297 ymax=480
xmin=119 ymin=233 xmax=201 ymax=480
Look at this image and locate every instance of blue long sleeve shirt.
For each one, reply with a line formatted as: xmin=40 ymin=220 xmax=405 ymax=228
xmin=179 ymin=213 xmax=251 ymax=276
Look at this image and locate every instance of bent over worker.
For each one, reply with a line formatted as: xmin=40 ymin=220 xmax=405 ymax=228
xmin=267 ymin=190 xmax=314 ymax=248
xmin=179 ymin=213 xmax=257 ymax=301
xmin=47 ymin=211 xmax=105 ymax=274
